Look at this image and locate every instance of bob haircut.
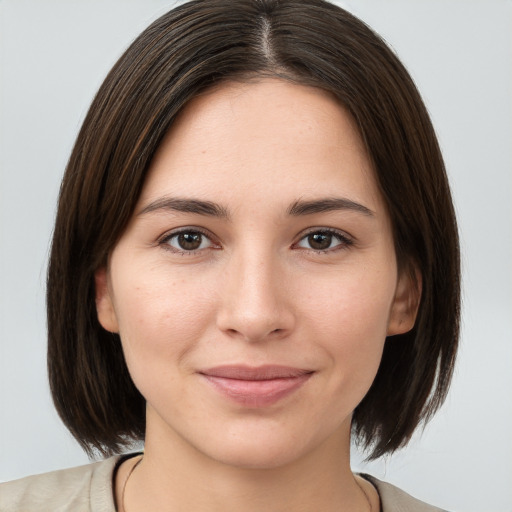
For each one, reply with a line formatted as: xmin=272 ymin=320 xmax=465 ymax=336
xmin=47 ymin=0 xmax=460 ymax=459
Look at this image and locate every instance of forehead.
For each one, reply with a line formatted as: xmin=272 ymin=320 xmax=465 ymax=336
xmin=139 ymin=79 xmax=384 ymax=214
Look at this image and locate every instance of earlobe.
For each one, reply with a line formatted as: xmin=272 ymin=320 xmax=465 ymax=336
xmin=94 ymin=267 xmax=119 ymax=333
xmin=387 ymin=267 xmax=422 ymax=336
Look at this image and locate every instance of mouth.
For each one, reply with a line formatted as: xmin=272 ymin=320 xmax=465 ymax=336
xmin=198 ymin=365 xmax=314 ymax=407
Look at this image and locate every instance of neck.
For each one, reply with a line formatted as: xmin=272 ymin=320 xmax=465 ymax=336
xmin=120 ymin=417 xmax=375 ymax=512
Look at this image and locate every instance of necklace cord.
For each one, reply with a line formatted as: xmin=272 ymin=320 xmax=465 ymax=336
xmin=120 ymin=456 xmax=143 ymax=512
xmin=119 ymin=457 xmax=372 ymax=512
xmin=355 ymin=475 xmax=373 ymax=512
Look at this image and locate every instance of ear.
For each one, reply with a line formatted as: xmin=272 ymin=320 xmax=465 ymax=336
xmin=94 ymin=267 xmax=119 ymax=333
xmin=387 ymin=266 xmax=422 ymax=336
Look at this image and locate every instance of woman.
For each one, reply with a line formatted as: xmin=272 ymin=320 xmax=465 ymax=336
xmin=0 ymin=0 xmax=459 ymax=510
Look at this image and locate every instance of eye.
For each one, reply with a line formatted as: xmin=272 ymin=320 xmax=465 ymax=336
xmin=163 ymin=230 xmax=214 ymax=252
xmin=296 ymin=230 xmax=352 ymax=252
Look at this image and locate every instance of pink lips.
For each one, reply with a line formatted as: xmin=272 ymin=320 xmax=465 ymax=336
xmin=199 ymin=365 xmax=313 ymax=407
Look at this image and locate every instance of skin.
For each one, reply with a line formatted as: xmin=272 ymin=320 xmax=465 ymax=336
xmin=96 ymin=79 xmax=419 ymax=512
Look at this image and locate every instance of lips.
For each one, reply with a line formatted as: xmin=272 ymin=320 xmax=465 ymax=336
xmin=199 ymin=365 xmax=313 ymax=407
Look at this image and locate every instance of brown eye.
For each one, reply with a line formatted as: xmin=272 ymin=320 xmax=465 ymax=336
xmin=296 ymin=230 xmax=352 ymax=252
xmin=178 ymin=232 xmax=202 ymax=250
xmin=308 ymin=233 xmax=333 ymax=250
xmin=166 ymin=231 xmax=212 ymax=252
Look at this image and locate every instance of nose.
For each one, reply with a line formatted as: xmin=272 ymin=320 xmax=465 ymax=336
xmin=216 ymin=249 xmax=296 ymax=342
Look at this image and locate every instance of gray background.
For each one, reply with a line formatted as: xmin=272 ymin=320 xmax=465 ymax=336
xmin=1 ymin=1 xmax=511 ymax=511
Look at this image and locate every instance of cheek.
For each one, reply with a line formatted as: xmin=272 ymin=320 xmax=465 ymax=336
xmin=303 ymin=264 xmax=395 ymax=331
xmin=110 ymin=268 xmax=217 ymax=382
xmin=298 ymin=263 xmax=396 ymax=374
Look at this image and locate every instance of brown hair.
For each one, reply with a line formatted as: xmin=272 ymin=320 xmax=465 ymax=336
xmin=47 ymin=0 xmax=460 ymax=459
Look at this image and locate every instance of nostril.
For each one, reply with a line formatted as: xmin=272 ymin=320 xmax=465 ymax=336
xmin=222 ymin=326 xmax=287 ymax=342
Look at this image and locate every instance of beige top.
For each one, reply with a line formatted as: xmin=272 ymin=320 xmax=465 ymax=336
xmin=0 ymin=455 xmax=447 ymax=512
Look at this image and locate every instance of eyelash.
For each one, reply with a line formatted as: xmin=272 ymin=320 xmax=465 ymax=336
xmin=294 ymin=228 xmax=354 ymax=253
xmin=159 ymin=227 xmax=219 ymax=255
xmin=158 ymin=227 xmax=354 ymax=255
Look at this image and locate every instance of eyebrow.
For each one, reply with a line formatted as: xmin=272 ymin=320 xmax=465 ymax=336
xmin=138 ymin=196 xmax=374 ymax=219
xmin=287 ymin=197 xmax=374 ymax=217
xmin=138 ymin=197 xmax=230 ymax=219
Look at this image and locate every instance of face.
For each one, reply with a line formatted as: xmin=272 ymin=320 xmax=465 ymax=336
xmin=96 ymin=79 xmax=418 ymax=469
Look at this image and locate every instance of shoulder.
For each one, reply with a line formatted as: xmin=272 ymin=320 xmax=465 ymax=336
xmin=0 ymin=455 xmax=122 ymax=512
xmin=362 ymin=474 xmax=449 ymax=512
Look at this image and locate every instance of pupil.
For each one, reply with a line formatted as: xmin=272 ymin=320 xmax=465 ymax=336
xmin=309 ymin=233 xmax=331 ymax=250
xmin=178 ymin=232 xmax=202 ymax=250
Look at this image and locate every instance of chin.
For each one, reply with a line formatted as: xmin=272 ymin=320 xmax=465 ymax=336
xmin=189 ymin=420 xmax=328 ymax=471
xmin=209 ymin=441 xmax=308 ymax=471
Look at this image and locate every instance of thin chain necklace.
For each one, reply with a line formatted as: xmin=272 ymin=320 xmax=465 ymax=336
xmin=120 ymin=457 xmax=373 ymax=512
xmin=120 ymin=456 xmax=143 ymax=512
xmin=355 ymin=476 xmax=374 ymax=512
